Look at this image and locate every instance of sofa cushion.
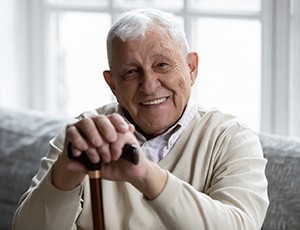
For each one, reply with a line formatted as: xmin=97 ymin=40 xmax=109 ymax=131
xmin=1 ymin=107 xmax=300 ymax=230
xmin=0 ymin=108 xmax=67 ymax=230
xmin=260 ymin=133 xmax=300 ymax=230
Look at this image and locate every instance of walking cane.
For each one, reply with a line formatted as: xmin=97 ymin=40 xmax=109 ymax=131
xmin=67 ymin=143 xmax=139 ymax=230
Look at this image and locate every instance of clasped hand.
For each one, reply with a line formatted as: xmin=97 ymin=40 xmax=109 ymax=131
xmin=52 ymin=113 xmax=167 ymax=200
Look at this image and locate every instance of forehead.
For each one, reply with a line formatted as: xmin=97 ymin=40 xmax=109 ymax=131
xmin=111 ymin=28 xmax=183 ymax=62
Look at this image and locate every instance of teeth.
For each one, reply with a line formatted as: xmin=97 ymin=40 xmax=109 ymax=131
xmin=142 ymin=97 xmax=167 ymax=105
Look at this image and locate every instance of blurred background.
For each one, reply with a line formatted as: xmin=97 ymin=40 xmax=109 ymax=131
xmin=0 ymin=0 xmax=299 ymax=137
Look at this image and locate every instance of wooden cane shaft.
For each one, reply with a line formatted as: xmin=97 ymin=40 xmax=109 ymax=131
xmin=68 ymin=143 xmax=139 ymax=230
xmin=89 ymin=172 xmax=105 ymax=230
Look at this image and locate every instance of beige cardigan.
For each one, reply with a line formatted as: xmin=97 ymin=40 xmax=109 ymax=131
xmin=13 ymin=103 xmax=269 ymax=230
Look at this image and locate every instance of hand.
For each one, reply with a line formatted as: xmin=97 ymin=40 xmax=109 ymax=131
xmin=52 ymin=113 xmax=167 ymax=200
xmin=67 ymin=113 xmax=135 ymax=165
xmin=52 ymin=113 xmax=135 ymax=190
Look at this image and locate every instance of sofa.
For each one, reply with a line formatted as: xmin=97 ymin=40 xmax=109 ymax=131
xmin=0 ymin=107 xmax=300 ymax=230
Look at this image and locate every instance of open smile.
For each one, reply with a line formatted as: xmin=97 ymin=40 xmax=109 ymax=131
xmin=140 ymin=97 xmax=169 ymax=106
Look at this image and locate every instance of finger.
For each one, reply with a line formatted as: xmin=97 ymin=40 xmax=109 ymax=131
xmin=107 ymin=113 xmax=130 ymax=133
xmin=92 ymin=115 xmax=118 ymax=142
xmin=66 ymin=125 xmax=89 ymax=156
xmin=76 ymin=117 xmax=103 ymax=147
xmin=97 ymin=142 xmax=111 ymax=163
xmin=85 ymin=147 xmax=101 ymax=164
xmin=110 ymin=132 xmax=137 ymax=161
xmin=128 ymin=124 xmax=135 ymax=133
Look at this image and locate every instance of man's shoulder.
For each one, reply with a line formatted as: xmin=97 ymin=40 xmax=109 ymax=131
xmin=193 ymin=104 xmax=251 ymax=134
xmin=194 ymin=103 xmax=237 ymax=122
xmin=95 ymin=102 xmax=120 ymax=115
xmin=78 ymin=102 xmax=120 ymax=118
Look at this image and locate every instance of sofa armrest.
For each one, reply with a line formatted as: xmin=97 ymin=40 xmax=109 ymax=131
xmin=0 ymin=108 xmax=67 ymax=230
xmin=259 ymin=133 xmax=300 ymax=230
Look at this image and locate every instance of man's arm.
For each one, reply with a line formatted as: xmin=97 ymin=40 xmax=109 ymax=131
xmin=13 ymin=139 xmax=83 ymax=230
xmin=12 ymin=113 xmax=167 ymax=229
xmin=147 ymin=128 xmax=269 ymax=230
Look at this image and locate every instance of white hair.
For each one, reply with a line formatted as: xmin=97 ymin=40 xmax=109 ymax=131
xmin=106 ymin=8 xmax=189 ymax=67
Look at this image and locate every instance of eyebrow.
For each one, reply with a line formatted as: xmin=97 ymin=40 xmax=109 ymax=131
xmin=150 ymin=51 xmax=173 ymax=61
xmin=122 ymin=53 xmax=167 ymax=66
xmin=151 ymin=53 xmax=164 ymax=59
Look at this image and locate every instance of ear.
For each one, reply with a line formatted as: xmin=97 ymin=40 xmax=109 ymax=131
xmin=187 ymin=52 xmax=199 ymax=85
xmin=103 ymin=70 xmax=116 ymax=95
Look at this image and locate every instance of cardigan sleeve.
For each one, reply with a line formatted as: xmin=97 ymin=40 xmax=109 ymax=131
xmin=12 ymin=127 xmax=85 ymax=230
xmin=12 ymin=108 xmax=115 ymax=230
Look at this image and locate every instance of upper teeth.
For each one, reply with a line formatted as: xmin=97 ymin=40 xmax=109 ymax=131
xmin=142 ymin=97 xmax=166 ymax=105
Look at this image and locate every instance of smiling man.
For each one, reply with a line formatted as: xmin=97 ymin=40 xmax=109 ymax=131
xmin=13 ymin=8 xmax=269 ymax=230
xmin=104 ymin=25 xmax=197 ymax=138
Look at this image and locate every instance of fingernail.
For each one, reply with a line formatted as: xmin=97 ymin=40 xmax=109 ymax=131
xmin=121 ymin=123 xmax=129 ymax=130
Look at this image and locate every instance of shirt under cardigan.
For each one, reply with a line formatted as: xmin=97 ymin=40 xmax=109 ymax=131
xmin=13 ymin=102 xmax=269 ymax=230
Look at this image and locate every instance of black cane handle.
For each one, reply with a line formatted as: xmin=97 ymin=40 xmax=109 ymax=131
xmin=67 ymin=143 xmax=139 ymax=171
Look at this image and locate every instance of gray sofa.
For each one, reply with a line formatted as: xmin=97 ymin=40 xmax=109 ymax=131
xmin=1 ymin=107 xmax=300 ymax=230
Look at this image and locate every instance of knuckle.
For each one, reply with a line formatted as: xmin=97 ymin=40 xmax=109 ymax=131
xmin=66 ymin=125 xmax=78 ymax=138
xmin=99 ymin=143 xmax=109 ymax=153
xmin=65 ymin=125 xmax=86 ymax=148
xmin=108 ymin=113 xmax=122 ymax=122
xmin=80 ymin=117 xmax=93 ymax=126
xmin=93 ymin=115 xmax=106 ymax=123
xmin=72 ymin=138 xmax=83 ymax=148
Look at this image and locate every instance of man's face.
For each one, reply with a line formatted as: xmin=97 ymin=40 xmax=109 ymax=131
xmin=104 ymin=27 xmax=198 ymax=136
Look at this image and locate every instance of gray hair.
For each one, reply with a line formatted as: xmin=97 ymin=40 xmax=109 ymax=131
xmin=106 ymin=8 xmax=189 ymax=67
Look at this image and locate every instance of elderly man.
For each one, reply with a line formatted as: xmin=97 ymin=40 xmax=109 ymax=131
xmin=13 ymin=8 xmax=268 ymax=230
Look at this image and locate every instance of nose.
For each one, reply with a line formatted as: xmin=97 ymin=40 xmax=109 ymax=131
xmin=138 ymin=69 xmax=160 ymax=95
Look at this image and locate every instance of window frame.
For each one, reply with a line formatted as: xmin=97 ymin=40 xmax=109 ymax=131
xmin=261 ymin=0 xmax=300 ymax=136
xmin=28 ymin=0 xmax=300 ymax=136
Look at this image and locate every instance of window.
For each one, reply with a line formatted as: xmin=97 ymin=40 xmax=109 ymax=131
xmin=194 ymin=18 xmax=261 ymax=131
xmin=42 ymin=0 xmax=263 ymax=132
xmin=54 ymin=12 xmax=112 ymax=115
xmin=261 ymin=0 xmax=300 ymax=136
xmin=291 ymin=0 xmax=300 ymax=135
xmin=1 ymin=0 xmax=299 ymax=136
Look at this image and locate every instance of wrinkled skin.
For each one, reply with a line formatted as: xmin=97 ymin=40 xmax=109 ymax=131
xmin=104 ymin=27 xmax=198 ymax=138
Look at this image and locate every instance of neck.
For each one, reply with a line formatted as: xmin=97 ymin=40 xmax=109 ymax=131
xmin=122 ymin=106 xmax=187 ymax=141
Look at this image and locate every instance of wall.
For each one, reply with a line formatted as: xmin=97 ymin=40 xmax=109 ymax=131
xmin=0 ymin=0 xmax=30 ymax=110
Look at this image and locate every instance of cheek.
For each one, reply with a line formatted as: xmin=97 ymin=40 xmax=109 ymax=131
xmin=171 ymin=69 xmax=192 ymax=95
xmin=114 ymin=83 xmax=136 ymax=104
xmin=173 ymin=77 xmax=192 ymax=108
xmin=173 ymin=63 xmax=192 ymax=86
xmin=177 ymin=78 xmax=191 ymax=98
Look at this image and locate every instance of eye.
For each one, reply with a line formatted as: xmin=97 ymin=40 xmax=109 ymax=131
xmin=121 ymin=69 xmax=139 ymax=80
xmin=127 ymin=69 xmax=137 ymax=74
xmin=155 ymin=62 xmax=171 ymax=73
xmin=158 ymin=63 xmax=168 ymax=68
